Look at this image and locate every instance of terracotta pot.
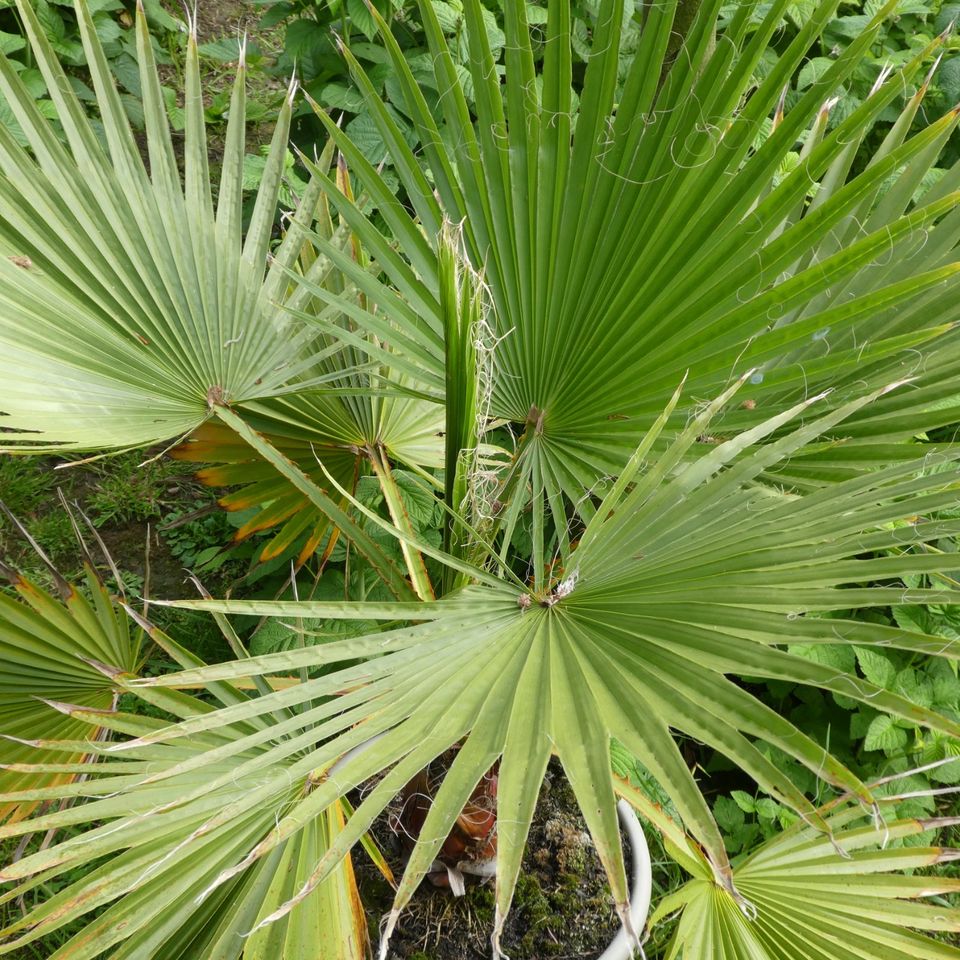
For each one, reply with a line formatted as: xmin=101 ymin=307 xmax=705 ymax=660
xmin=393 ymin=750 xmax=498 ymax=894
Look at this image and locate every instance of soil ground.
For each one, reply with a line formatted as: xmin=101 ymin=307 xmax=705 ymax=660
xmin=357 ymin=760 xmax=628 ymax=960
xmin=167 ymin=0 xmax=260 ymax=40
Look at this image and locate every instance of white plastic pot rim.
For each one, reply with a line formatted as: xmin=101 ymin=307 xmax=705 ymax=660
xmin=598 ymin=799 xmax=653 ymax=960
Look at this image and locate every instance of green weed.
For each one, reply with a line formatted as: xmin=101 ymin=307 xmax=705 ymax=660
xmin=87 ymin=452 xmax=196 ymax=527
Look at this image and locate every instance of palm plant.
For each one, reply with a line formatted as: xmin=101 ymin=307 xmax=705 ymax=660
xmin=0 ymin=0 xmax=443 ymax=586
xmin=3 ymin=0 xmax=960 ymax=958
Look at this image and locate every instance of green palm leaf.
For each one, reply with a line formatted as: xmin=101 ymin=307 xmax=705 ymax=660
xmin=6 ymin=385 xmax=958 ymax=956
xmin=0 ymin=0 xmax=447 ymax=591
xmin=0 ymin=511 xmax=139 ymax=822
xmin=0 ymin=527 xmax=369 ymax=960
xmin=307 ymin=0 xmax=960 ymax=559
xmin=651 ymin=778 xmax=960 ymax=960
xmin=0 ymin=0 xmax=326 ymax=450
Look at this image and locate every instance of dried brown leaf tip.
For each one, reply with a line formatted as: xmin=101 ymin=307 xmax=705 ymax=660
xmin=8 ymin=255 xmax=31 ymax=269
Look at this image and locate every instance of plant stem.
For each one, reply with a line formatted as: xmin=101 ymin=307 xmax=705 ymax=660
xmin=368 ymin=443 xmax=435 ymax=601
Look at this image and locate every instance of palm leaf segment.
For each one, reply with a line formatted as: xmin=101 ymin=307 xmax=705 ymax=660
xmin=314 ymin=0 xmax=960 ymax=550
xmin=6 ymin=388 xmax=960 ymax=957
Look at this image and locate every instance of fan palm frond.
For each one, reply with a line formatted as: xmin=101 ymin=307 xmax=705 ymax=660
xmin=302 ymin=0 xmax=960 ymax=569
xmin=651 ymin=776 xmax=960 ymax=960
xmin=0 ymin=519 xmax=369 ymax=960
xmin=6 ymin=385 xmax=959 ymax=956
